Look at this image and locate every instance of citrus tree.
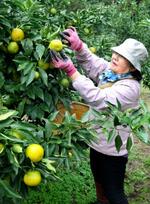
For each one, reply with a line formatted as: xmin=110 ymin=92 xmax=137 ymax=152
xmin=0 ymin=102 xmax=97 ymax=203
xmin=0 ymin=106 xmax=57 ymax=203
xmin=0 ymin=2 xmax=94 ymax=201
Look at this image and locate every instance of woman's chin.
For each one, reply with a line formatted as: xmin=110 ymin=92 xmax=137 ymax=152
xmin=109 ymin=65 xmax=117 ymax=72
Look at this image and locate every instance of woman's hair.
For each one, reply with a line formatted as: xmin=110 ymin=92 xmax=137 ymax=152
xmin=128 ymin=61 xmax=142 ymax=82
xmin=130 ymin=70 xmax=142 ymax=82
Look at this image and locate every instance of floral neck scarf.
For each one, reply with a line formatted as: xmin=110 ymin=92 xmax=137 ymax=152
xmin=99 ymin=69 xmax=133 ymax=85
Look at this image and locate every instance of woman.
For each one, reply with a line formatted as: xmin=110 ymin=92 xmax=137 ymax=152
xmin=50 ymin=27 xmax=148 ymax=204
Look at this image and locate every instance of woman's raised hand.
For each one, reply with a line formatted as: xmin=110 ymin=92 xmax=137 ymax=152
xmin=60 ymin=27 xmax=83 ymax=51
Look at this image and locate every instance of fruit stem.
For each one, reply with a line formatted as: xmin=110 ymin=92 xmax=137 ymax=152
xmin=49 ymin=27 xmax=61 ymax=39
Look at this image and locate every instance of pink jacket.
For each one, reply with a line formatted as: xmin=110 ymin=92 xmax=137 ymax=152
xmin=72 ymin=44 xmax=140 ymax=156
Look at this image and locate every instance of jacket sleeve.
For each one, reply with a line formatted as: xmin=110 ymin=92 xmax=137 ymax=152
xmin=76 ymin=43 xmax=109 ymax=83
xmin=72 ymin=75 xmax=140 ymax=111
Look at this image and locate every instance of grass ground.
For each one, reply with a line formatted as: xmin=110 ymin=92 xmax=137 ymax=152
xmin=126 ymin=139 xmax=150 ymax=204
xmin=126 ymin=86 xmax=150 ymax=204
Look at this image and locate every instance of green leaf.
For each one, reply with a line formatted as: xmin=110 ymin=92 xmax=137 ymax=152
xmin=28 ymin=105 xmax=44 ymax=119
xmin=10 ymin=121 xmax=36 ymax=131
xmin=47 ymin=27 xmax=61 ymax=40
xmin=0 ymin=132 xmax=24 ymax=143
xmin=35 ymin=44 xmax=45 ymax=60
xmin=0 ymin=119 xmax=14 ymax=130
xmin=6 ymin=149 xmax=20 ymax=170
xmin=115 ymin=135 xmax=123 ymax=152
xmin=27 ymin=85 xmax=36 ymax=99
xmin=44 ymin=119 xmax=55 ymax=138
xmin=0 ymin=18 xmax=11 ymax=28
xmin=116 ymin=98 xmax=122 ymax=110
xmin=81 ymin=110 xmax=91 ymax=123
xmin=114 ymin=115 xmax=120 ymax=126
xmin=63 ymin=111 xmax=72 ymax=124
xmin=0 ymin=179 xmax=22 ymax=199
xmin=48 ymin=111 xmax=59 ymax=121
xmin=72 ymin=146 xmax=82 ymax=161
xmin=39 ymin=68 xmax=48 ymax=86
xmin=136 ymin=128 xmax=149 ymax=144
xmin=48 ymin=144 xmax=56 ymax=155
xmin=21 ymin=38 xmax=33 ymax=56
xmin=23 ymin=0 xmax=34 ymax=10
xmin=17 ymin=99 xmax=26 ymax=116
xmin=91 ymin=108 xmax=106 ymax=118
xmin=0 ymin=72 xmax=5 ymax=88
xmin=42 ymin=159 xmax=56 ymax=172
xmin=44 ymin=92 xmax=52 ymax=107
xmin=121 ymin=116 xmax=131 ymax=126
xmin=21 ymin=74 xmax=29 ymax=85
xmin=0 ymin=110 xmax=17 ymax=121
xmin=126 ymin=137 xmax=133 ymax=152
xmin=17 ymin=61 xmax=33 ymax=73
xmin=26 ymin=69 xmax=36 ymax=86
xmin=107 ymin=128 xmax=116 ymax=142
xmin=35 ymin=87 xmax=44 ymax=100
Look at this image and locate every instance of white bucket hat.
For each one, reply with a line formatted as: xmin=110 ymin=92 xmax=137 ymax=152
xmin=111 ymin=38 xmax=148 ymax=72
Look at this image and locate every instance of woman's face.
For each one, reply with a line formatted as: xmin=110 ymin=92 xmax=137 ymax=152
xmin=110 ymin=52 xmax=135 ymax=74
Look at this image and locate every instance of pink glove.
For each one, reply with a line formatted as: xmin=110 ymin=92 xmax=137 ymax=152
xmin=60 ymin=27 xmax=83 ymax=51
xmin=50 ymin=50 xmax=77 ymax=77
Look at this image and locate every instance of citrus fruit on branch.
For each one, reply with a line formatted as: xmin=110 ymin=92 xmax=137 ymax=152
xmin=34 ymin=71 xmax=40 ymax=79
xmin=89 ymin=46 xmax=96 ymax=54
xmin=11 ymin=28 xmax=25 ymax=42
xmin=23 ymin=170 xmax=42 ymax=186
xmin=50 ymin=8 xmax=57 ymax=15
xmin=12 ymin=144 xmax=23 ymax=153
xmin=0 ymin=143 xmax=4 ymax=154
xmin=38 ymin=59 xmax=49 ymax=70
xmin=9 ymin=129 xmax=25 ymax=139
xmin=60 ymin=78 xmax=70 ymax=88
xmin=7 ymin=42 xmax=19 ymax=54
xmin=25 ymin=144 xmax=44 ymax=162
xmin=48 ymin=39 xmax=63 ymax=51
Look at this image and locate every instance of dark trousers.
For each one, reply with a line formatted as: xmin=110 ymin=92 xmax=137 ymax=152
xmin=90 ymin=148 xmax=128 ymax=204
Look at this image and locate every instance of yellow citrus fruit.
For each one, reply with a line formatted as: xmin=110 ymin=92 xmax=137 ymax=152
xmin=11 ymin=28 xmax=25 ymax=42
xmin=7 ymin=42 xmax=19 ymax=54
xmin=50 ymin=8 xmax=57 ymax=15
xmin=25 ymin=144 xmax=44 ymax=162
xmin=89 ymin=47 xmax=96 ymax=54
xmin=23 ymin=170 xmax=42 ymax=186
xmin=38 ymin=59 xmax=49 ymax=70
xmin=0 ymin=143 xmax=4 ymax=154
xmin=49 ymin=39 xmax=63 ymax=51
xmin=12 ymin=144 xmax=23 ymax=153
xmin=60 ymin=78 xmax=70 ymax=88
xmin=34 ymin=71 xmax=40 ymax=79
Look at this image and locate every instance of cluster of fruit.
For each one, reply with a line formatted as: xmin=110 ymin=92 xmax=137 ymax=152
xmin=7 ymin=28 xmax=64 ymax=54
xmin=23 ymin=144 xmax=44 ymax=186
xmin=7 ymin=28 xmax=24 ymax=54
xmin=0 ymin=126 xmax=45 ymax=187
xmin=7 ymin=27 xmax=97 ymax=87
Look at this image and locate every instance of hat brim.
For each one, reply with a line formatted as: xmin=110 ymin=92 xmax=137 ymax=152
xmin=111 ymin=46 xmax=141 ymax=72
